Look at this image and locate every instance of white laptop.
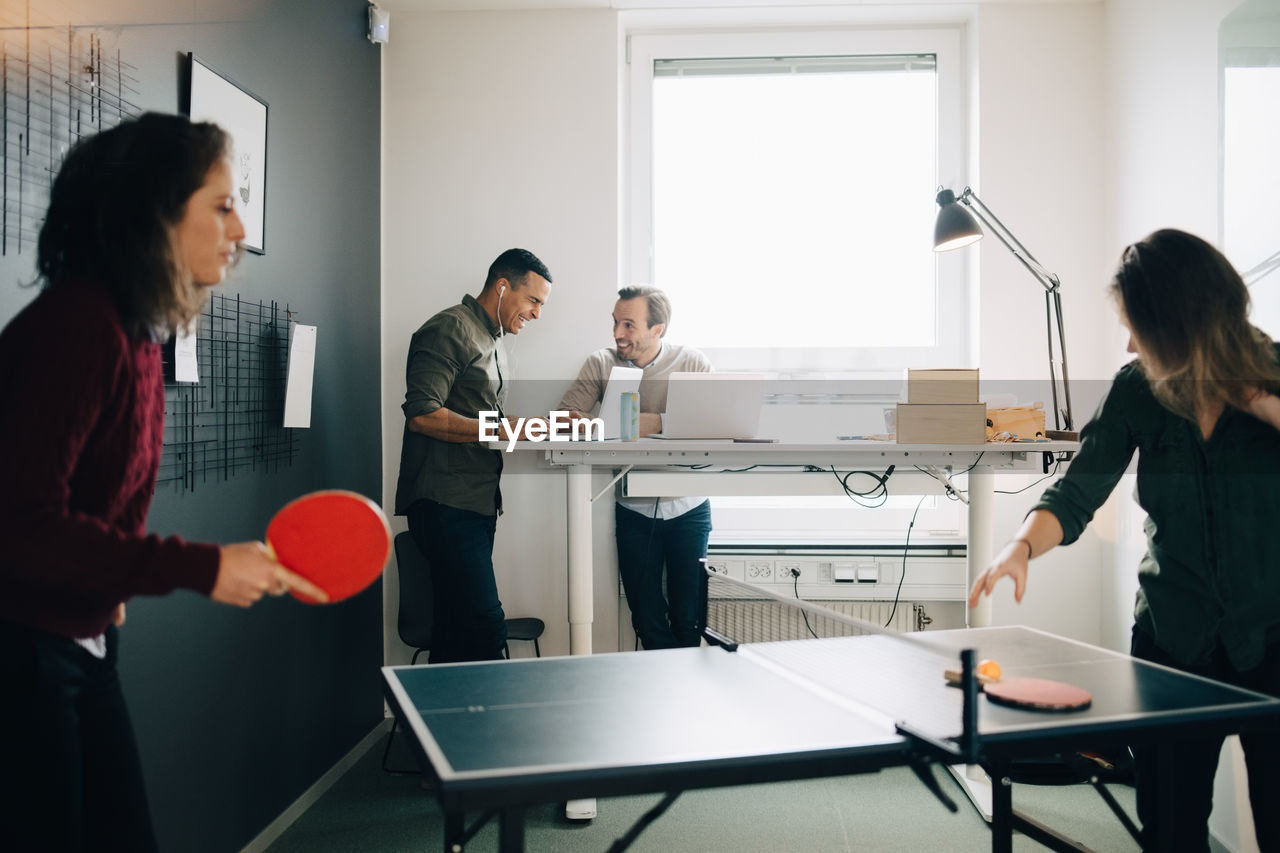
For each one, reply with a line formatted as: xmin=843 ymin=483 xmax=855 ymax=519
xmin=596 ymin=365 xmax=643 ymax=439
xmin=658 ymin=372 xmax=766 ymax=439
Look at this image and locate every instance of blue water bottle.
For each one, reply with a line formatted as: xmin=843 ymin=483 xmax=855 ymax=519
xmin=620 ymin=391 xmax=639 ymax=441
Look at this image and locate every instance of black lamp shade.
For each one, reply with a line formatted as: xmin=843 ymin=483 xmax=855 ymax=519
xmin=933 ymin=189 xmax=983 ymax=251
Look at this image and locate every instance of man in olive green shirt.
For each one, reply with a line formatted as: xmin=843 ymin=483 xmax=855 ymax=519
xmin=394 ymin=248 xmax=551 ymax=662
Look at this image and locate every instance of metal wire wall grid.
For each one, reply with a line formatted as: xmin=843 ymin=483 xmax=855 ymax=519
xmin=1 ymin=5 xmax=140 ymax=255
xmin=159 ymin=294 xmax=299 ymax=492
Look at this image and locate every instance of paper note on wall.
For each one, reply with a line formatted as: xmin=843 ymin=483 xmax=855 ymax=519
xmin=283 ymin=323 xmax=317 ymax=428
xmin=174 ymin=323 xmax=199 ymax=383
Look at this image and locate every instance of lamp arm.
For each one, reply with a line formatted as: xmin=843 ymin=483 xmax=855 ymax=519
xmin=1243 ymin=248 xmax=1280 ymax=287
xmin=955 ymin=187 xmax=1074 ymax=432
xmin=958 ymin=188 xmax=1060 ymax=293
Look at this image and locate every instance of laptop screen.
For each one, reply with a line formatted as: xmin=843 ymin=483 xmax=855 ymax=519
xmin=660 ymin=372 xmax=766 ymax=439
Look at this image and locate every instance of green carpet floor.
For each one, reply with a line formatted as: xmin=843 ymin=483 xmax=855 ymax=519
xmin=262 ymin=728 xmax=1143 ymax=852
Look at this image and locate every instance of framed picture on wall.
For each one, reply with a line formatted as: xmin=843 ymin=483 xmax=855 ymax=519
xmin=186 ymin=54 xmax=268 ymax=254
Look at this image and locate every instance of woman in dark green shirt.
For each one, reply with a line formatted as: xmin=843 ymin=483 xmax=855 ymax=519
xmin=970 ymin=229 xmax=1280 ymax=853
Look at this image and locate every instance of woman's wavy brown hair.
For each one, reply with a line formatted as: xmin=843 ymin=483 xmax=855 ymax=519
xmin=36 ymin=112 xmax=236 ymax=338
xmin=1110 ymin=228 xmax=1280 ymax=420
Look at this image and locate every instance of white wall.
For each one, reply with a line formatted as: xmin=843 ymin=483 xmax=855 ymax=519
xmin=381 ymin=9 xmax=622 ymax=661
xmin=1101 ymin=0 xmax=1245 ymax=654
xmin=968 ymin=2 xmax=1111 ymax=641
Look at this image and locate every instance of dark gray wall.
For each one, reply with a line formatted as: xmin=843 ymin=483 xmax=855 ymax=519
xmin=0 ymin=2 xmax=382 ymax=851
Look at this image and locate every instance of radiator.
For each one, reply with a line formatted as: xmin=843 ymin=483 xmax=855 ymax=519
xmin=705 ymin=572 xmax=924 ymax=644
xmin=806 ymin=599 xmax=922 ymax=632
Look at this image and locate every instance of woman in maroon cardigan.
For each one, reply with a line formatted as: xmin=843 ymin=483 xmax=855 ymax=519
xmin=0 ymin=114 xmax=325 ymax=852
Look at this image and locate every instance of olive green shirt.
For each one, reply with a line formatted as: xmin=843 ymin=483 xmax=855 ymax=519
xmin=1034 ymin=357 xmax=1280 ymax=670
xmin=394 ymin=294 xmax=507 ymax=517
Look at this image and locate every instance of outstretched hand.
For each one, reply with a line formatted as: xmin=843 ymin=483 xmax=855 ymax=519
xmin=211 ymin=542 xmax=329 ymax=607
xmin=968 ymin=539 xmax=1031 ymax=607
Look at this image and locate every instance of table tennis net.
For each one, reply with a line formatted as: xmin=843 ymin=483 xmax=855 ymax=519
xmin=705 ymin=570 xmax=922 ymax=645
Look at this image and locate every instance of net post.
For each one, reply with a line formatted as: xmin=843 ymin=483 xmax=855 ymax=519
xmin=959 ymin=648 xmax=981 ymax=764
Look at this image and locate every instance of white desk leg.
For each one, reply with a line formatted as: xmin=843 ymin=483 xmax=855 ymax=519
xmin=966 ymin=465 xmax=993 ymax=630
xmin=565 ymin=463 xmax=599 ymax=820
xmin=952 ymin=462 xmax=994 ymax=819
xmin=567 ymin=462 xmax=593 ymax=656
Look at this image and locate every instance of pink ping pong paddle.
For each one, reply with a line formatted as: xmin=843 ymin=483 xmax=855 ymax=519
xmin=983 ymin=677 xmax=1092 ymax=711
xmin=265 ymin=490 xmax=392 ymax=604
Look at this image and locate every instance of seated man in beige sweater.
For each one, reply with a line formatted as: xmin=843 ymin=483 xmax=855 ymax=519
xmin=558 ymin=286 xmax=713 ymax=649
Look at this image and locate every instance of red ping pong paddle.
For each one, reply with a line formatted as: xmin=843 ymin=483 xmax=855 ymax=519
xmin=265 ymin=490 xmax=392 ymax=604
xmin=983 ymin=677 xmax=1092 ymax=711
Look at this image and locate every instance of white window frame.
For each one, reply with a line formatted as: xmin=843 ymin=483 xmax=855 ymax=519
xmin=625 ymin=26 xmax=969 ymax=376
xmin=1221 ymin=0 xmax=1280 ymax=335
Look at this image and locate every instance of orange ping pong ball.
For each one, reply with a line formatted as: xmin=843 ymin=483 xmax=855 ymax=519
xmin=977 ymin=659 xmax=1002 ymax=680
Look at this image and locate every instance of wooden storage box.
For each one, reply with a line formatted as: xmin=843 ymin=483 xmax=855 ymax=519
xmin=906 ymin=368 xmax=979 ymax=404
xmin=896 ymin=402 xmax=987 ymax=444
xmin=987 ymin=404 xmax=1047 ymax=440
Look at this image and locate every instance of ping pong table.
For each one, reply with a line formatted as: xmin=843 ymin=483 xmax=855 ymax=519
xmin=381 ymin=623 xmax=1280 ymax=852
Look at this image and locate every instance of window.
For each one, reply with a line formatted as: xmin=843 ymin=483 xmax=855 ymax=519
xmin=1223 ymin=61 xmax=1280 ymax=329
xmin=626 ymin=26 xmax=970 ymax=547
xmin=1220 ymin=2 xmax=1280 ymax=333
xmin=627 ymin=28 xmax=967 ymax=375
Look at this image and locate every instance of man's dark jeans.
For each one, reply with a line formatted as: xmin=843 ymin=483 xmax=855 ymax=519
xmin=408 ymin=499 xmax=507 ymax=662
xmin=615 ymin=500 xmax=712 ymax=650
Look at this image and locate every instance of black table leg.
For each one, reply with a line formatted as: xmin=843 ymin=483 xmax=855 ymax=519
xmin=988 ymin=760 xmax=1014 ymax=853
xmin=444 ymin=810 xmax=464 ymax=853
xmin=986 ymin=758 xmax=1097 ymax=852
xmin=498 ymin=807 xmax=525 ymax=853
xmin=1156 ymin=744 xmax=1174 ymax=849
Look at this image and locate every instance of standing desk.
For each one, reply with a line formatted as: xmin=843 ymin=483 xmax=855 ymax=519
xmin=504 ymin=438 xmax=1079 ymax=654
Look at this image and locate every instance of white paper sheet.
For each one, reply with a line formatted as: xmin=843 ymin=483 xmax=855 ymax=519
xmin=174 ymin=323 xmax=199 ymax=383
xmin=283 ymin=323 xmax=317 ymax=428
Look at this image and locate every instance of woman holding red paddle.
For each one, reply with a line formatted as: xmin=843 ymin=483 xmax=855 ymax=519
xmin=0 ymin=114 xmax=325 ymax=852
xmin=971 ymin=229 xmax=1280 ymax=852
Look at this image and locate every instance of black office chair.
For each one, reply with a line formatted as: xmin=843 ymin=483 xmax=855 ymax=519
xmin=382 ymin=531 xmax=545 ymax=773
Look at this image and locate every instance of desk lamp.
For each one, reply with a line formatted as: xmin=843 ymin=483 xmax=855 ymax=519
xmin=933 ymin=187 xmax=1075 ymax=435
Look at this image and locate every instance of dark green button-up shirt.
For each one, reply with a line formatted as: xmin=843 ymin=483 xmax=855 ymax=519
xmin=394 ymin=294 xmax=507 ymax=517
xmin=1034 ymin=357 xmax=1280 ymax=670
